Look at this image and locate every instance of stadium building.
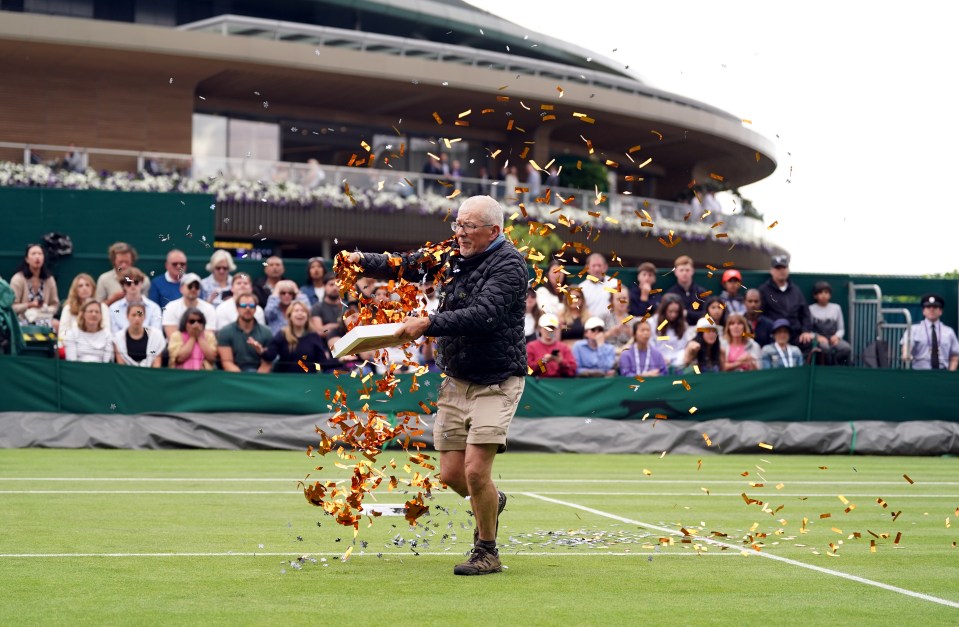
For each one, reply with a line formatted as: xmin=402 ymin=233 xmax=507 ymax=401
xmin=0 ymin=0 xmax=781 ymax=266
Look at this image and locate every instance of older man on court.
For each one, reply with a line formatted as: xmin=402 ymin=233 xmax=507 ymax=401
xmin=343 ymin=195 xmax=527 ymax=576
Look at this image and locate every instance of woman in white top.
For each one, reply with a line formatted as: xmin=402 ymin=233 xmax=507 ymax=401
xmin=601 ymin=290 xmax=633 ymax=350
xmin=64 ymin=300 xmax=113 ymax=363
xmin=535 ymin=260 xmax=567 ymax=317
xmin=58 ymin=273 xmax=110 ymax=349
xmin=200 ymin=249 xmax=235 ymax=307
xmin=114 ymin=303 xmax=165 ymax=367
xmin=650 ymin=294 xmax=696 ymax=373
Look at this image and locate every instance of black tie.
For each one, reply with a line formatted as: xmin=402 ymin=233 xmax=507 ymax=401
xmin=930 ymin=324 xmax=940 ymax=370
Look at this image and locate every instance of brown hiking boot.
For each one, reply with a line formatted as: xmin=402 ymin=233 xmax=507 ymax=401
xmin=453 ymin=545 xmax=502 ymax=576
xmin=473 ymin=490 xmax=507 ymax=544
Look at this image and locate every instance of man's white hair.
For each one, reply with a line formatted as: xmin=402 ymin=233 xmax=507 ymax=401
xmin=459 ymin=195 xmax=504 ymax=230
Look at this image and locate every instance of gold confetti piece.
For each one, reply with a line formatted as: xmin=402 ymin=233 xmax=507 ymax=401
xmin=819 ymin=466 xmax=829 ymax=470
xmin=643 ymin=469 xmax=652 ymax=476
xmin=709 ymin=172 xmax=724 ymax=182
xmin=894 ymin=532 xmax=902 ymax=545
xmin=692 ymin=365 xmax=701 ymax=375
xmin=489 ymin=149 xmax=502 ymax=158
xmin=628 ymin=145 xmax=642 ymax=153
xmin=688 ymin=407 xmax=698 ymax=414
xmin=820 ymin=513 xmax=831 ymax=519
xmin=767 ymin=221 xmax=779 ymax=230
xmin=454 ymin=120 xmax=469 ymax=127
xmin=432 ymin=112 xmax=443 ymax=124
xmin=701 ymin=487 xmax=710 ymax=495
xmin=638 ymin=157 xmax=653 ymax=168
xmin=702 ymin=433 xmax=712 ymax=447
xmin=758 ymin=442 xmax=774 ymax=450
xmin=870 ymin=540 xmax=877 ymax=553
xmin=556 ymin=85 xmax=564 ymax=97
xmin=775 ymin=483 xmax=785 ymax=490
xmin=903 ymin=474 xmax=914 ymax=484
xmin=657 ymin=318 xmax=668 ymax=331
xmin=457 ymin=109 xmax=472 ymax=118
xmin=742 ymin=118 xmax=752 ymax=124
xmin=876 ymin=498 xmax=888 ymax=509
xmin=749 ymin=482 xmax=764 ymax=488
xmin=496 ymin=95 xmax=510 ymax=101
xmin=605 ymin=159 xmax=618 ymax=167
xmin=831 ymin=527 xmax=843 ymax=534
xmin=542 ymin=114 xmax=556 ymax=121
xmin=343 ymin=545 xmax=354 ymax=560
xmin=838 ymin=495 xmax=849 ymax=505
xmin=446 ymin=189 xmax=461 ymax=200
xmin=844 ymin=505 xmax=856 ymax=514
xmin=360 ymin=140 xmax=371 ymax=152
xmin=506 ymin=119 xmax=514 ymax=131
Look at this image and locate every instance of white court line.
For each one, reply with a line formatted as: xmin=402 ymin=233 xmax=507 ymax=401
xmin=524 ymin=492 xmax=959 ymax=610
xmin=1 ymin=490 xmax=956 ymax=499
xmin=2 ymin=478 xmax=958 ymax=486
xmin=0 ymin=551 xmax=730 ymax=559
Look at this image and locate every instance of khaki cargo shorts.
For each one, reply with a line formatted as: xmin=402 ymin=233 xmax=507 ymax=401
xmin=433 ymin=375 xmax=525 ymax=453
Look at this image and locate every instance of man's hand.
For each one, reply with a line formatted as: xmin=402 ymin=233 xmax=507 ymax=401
xmin=799 ymin=331 xmax=815 ymax=344
xmin=829 ymin=335 xmax=840 ymax=347
xmin=246 ymin=336 xmax=264 ymax=355
xmin=393 ymin=316 xmax=431 ymax=342
xmin=345 ymin=252 xmax=363 ymax=265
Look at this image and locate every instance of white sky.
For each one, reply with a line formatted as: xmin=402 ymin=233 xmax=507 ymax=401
xmin=467 ymin=0 xmax=959 ymax=276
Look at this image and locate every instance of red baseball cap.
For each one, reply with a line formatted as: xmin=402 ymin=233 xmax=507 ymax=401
xmin=722 ymin=269 xmax=742 ymax=283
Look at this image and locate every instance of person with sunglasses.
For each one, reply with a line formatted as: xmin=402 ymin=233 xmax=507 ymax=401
xmin=109 ymin=266 xmax=162 ymax=334
xmin=902 ymin=293 xmax=959 ymax=370
xmin=213 ymin=273 xmax=266 ymax=331
xmin=342 ymin=195 xmax=527 ymax=577
xmin=162 ymin=273 xmax=217 ymax=338
xmin=114 ymin=303 xmax=165 ymax=367
xmin=216 ymin=293 xmax=272 ymax=373
xmin=264 ymin=279 xmax=310 ymax=334
xmin=148 ymin=249 xmax=188 ymax=310
xmin=168 ymin=307 xmax=218 ymax=370
xmin=200 ymin=250 xmax=236 ymax=306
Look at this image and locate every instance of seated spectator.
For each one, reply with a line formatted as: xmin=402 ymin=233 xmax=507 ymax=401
xmin=524 ymin=288 xmax=539 ymax=341
xmin=761 ymin=318 xmax=804 ymax=369
xmin=758 ymin=255 xmax=814 ymax=350
xmin=666 ymin=255 xmax=706 ymax=325
xmin=808 ymin=281 xmax=852 ymax=366
xmin=703 ymin=295 xmax=728 ymax=330
xmin=722 ymin=313 xmax=761 ymax=371
xmin=10 ymin=243 xmax=60 ymax=329
xmin=601 ymin=290 xmax=633 ymax=350
xmin=214 ymin=273 xmax=266 ymax=331
xmin=162 ymin=273 xmax=217 ymax=338
xmin=572 ymin=316 xmax=617 ymax=377
xmin=901 ymin=293 xmax=959 ymax=371
xmin=253 ymin=256 xmax=287 ymax=307
xmin=96 ymin=242 xmax=150 ymax=306
xmin=300 ymin=257 xmax=327 ymax=307
xmin=684 ymin=317 xmax=725 ymax=373
xmin=167 ymin=308 xmax=218 ymax=370
xmin=216 ymin=293 xmax=273 ymax=373
xmin=113 ymin=303 xmax=165 ymax=367
xmin=200 ymin=249 xmax=235 ymax=307
xmin=650 ymin=294 xmax=696 ymax=373
xmin=719 ymin=269 xmax=746 ymax=315
xmin=354 ymin=277 xmax=377 ymax=300
xmin=527 ymin=313 xmax=577 ymax=377
xmin=264 ymin=280 xmax=311 ymax=334
xmin=262 ymin=301 xmax=340 ymax=373
xmin=627 ymin=261 xmax=661 ymax=318
xmin=109 ymin=267 xmax=162 ymax=334
xmin=536 ymin=259 xmax=567 ymax=316
xmin=310 ymin=274 xmax=346 ymax=339
xmin=64 ymin=300 xmax=113 ymax=363
xmin=58 ymin=273 xmax=109 ymax=350
xmin=744 ymin=288 xmax=774 ymax=347
xmin=578 ymin=253 xmax=617 ymax=317
xmin=618 ymin=319 xmax=667 ymax=377
xmin=558 ymin=286 xmax=588 ymax=342
xmin=149 ymin=249 xmax=188 ymax=310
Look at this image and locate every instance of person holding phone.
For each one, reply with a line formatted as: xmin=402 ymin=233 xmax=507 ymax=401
xmin=526 ymin=313 xmax=577 ymax=378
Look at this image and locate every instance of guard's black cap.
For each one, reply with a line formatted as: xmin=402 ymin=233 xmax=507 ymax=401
xmin=920 ymin=293 xmax=945 ymax=308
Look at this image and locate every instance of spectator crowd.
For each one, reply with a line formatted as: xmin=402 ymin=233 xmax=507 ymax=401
xmin=2 ymin=242 xmax=956 ymax=375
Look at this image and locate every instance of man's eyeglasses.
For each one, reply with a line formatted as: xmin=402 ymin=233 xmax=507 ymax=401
xmin=237 ymin=303 xmax=257 ymax=309
xmin=170 ymin=261 xmax=187 ymax=267
xmin=451 ymin=221 xmax=494 ymax=233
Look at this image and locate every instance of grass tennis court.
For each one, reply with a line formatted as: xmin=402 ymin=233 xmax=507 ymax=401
xmin=2 ymin=449 xmax=957 ymax=625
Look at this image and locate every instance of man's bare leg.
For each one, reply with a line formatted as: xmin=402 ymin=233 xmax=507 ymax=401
xmin=464 ymin=443 xmax=499 ymax=542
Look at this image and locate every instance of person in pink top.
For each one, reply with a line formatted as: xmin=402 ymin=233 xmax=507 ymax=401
xmin=722 ymin=313 xmax=761 ymax=371
xmin=167 ymin=307 xmax=218 ymax=370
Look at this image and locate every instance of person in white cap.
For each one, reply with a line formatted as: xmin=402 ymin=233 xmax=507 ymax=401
xmin=684 ymin=316 xmax=726 ymax=372
xmin=527 ymin=313 xmax=577 ymax=377
xmin=572 ymin=316 xmax=617 ymax=376
xmin=161 ymin=272 xmax=216 ymax=338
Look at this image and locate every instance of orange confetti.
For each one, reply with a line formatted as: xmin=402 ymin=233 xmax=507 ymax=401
xmin=432 ymin=112 xmax=443 ymax=125
xmin=767 ymin=221 xmax=779 ymax=230
xmin=758 ymin=442 xmax=773 ymax=450
xmin=903 ymin=474 xmax=914 ymax=484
